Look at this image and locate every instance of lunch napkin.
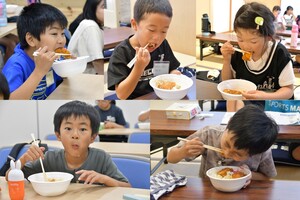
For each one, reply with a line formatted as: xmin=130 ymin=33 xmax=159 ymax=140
xmin=150 ymin=169 xmax=187 ymax=200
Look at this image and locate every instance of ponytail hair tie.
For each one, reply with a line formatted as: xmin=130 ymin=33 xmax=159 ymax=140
xmin=255 ymin=17 xmax=264 ymax=29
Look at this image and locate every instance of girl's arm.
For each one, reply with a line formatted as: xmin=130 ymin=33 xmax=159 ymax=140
xmin=242 ymin=84 xmax=294 ymax=100
xmin=220 ymin=41 xmax=234 ymax=80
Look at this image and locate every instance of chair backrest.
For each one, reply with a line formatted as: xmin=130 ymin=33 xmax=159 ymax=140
xmin=45 ymin=134 xmax=57 ymax=140
xmin=0 ymin=145 xmax=30 ymax=169
xmin=125 ymin=121 xmax=130 ymax=128
xmin=111 ymin=154 xmax=150 ymax=189
xmin=128 ymin=132 xmax=150 ymax=144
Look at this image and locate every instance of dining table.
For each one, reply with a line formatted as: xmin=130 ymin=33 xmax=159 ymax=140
xmin=44 ymin=140 xmax=150 ymax=158
xmin=159 ymin=176 xmax=300 ymax=199
xmin=0 ymin=177 xmax=149 ymax=200
xmin=99 ymin=128 xmax=149 ymax=135
xmin=47 ymin=74 xmax=104 ymax=99
xmin=104 ymin=26 xmax=135 ymax=50
xmin=150 ymin=110 xmax=300 ymax=141
xmin=0 ymin=23 xmax=17 ymax=38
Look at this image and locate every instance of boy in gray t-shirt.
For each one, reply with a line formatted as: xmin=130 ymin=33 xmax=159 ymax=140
xmin=168 ymin=105 xmax=278 ymax=187
xmin=19 ymin=101 xmax=130 ymax=187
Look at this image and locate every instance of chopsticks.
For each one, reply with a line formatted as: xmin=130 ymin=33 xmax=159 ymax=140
xmin=31 ymin=133 xmax=48 ymax=181
xmin=218 ymin=43 xmax=251 ymax=54
xmin=177 ymin=137 xmax=224 ymax=153
xmin=127 ymin=43 xmax=150 ymax=68
xmin=33 ymin=51 xmax=72 ymax=57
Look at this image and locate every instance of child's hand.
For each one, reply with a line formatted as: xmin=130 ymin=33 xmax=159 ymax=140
xmin=20 ymin=144 xmax=45 ymax=164
xmin=170 ymin=69 xmax=181 ymax=75
xmin=134 ymin=46 xmax=150 ymax=70
xmin=240 ymin=164 xmax=252 ymax=188
xmin=33 ymin=46 xmax=58 ymax=77
xmin=220 ymin=41 xmax=234 ymax=61
xmin=104 ymin=121 xmax=118 ymax=129
xmin=76 ymin=170 xmax=107 ymax=185
xmin=242 ymin=90 xmax=265 ymax=99
xmin=181 ymin=137 xmax=204 ymax=158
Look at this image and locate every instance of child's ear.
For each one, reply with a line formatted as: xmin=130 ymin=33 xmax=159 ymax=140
xmin=131 ymin=19 xmax=138 ymax=31
xmin=55 ymin=132 xmax=61 ymax=141
xmin=25 ymin=32 xmax=36 ymax=47
xmin=91 ymin=134 xmax=98 ymax=143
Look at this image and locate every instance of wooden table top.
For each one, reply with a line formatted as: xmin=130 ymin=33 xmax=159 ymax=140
xmin=44 ymin=140 xmax=150 ymax=158
xmin=276 ymin=29 xmax=300 ymax=38
xmin=104 ymin=27 xmax=135 ymax=50
xmin=196 ymin=32 xmax=300 ymax=54
xmin=159 ymin=177 xmax=300 ymax=199
xmin=150 ymin=110 xmax=300 ymax=140
xmin=99 ymin=128 xmax=149 ymax=135
xmin=0 ymin=23 xmax=17 ymax=38
xmin=47 ymin=74 xmax=104 ymax=100
xmin=0 ymin=177 xmax=149 ymax=200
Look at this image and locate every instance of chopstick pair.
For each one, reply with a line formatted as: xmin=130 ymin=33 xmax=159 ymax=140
xmin=33 ymin=51 xmax=72 ymax=57
xmin=127 ymin=43 xmax=150 ymax=68
xmin=31 ymin=133 xmax=48 ymax=181
xmin=218 ymin=43 xmax=251 ymax=54
xmin=177 ymin=137 xmax=224 ymax=153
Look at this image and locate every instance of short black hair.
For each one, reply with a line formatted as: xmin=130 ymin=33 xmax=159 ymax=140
xmin=82 ymin=0 xmax=104 ymax=29
xmin=234 ymin=2 xmax=275 ymax=37
xmin=0 ymin=72 xmax=10 ymax=99
xmin=227 ymin=104 xmax=278 ymax=155
xmin=134 ymin=0 xmax=173 ymax=23
xmin=272 ymin=6 xmax=281 ymax=12
xmin=17 ymin=3 xmax=68 ymax=49
xmin=54 ymin=101 xmax=100 ymax=135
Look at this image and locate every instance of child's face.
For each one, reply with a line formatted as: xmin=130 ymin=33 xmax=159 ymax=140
xmin=273 ymin=10 xmax=280 ymax=18
xmin=96 ymin=0 xmax=105 ymax=25
xmin=132 ymin=13 xmax=171 ymax=52
xmin=236 ymin=28 xmax=270 ymax=60
xmin=220 ymin=130 xmax=249 ymax=161
xmin=33 ymin=22 xmax=66 ymax=51
xmin=97 ymin=100 xmax=111 ymax=110
xmin=56 ymin=115 xmax=96 ymax=159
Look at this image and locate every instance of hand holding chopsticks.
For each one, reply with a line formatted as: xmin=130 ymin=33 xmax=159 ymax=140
xmin=177 ymin=137 xmax=223 ymax=154
xmin=31 ymin=133 xmax=49 ymax=181
xmin=127 ymin=43 xmax=150 ymax=68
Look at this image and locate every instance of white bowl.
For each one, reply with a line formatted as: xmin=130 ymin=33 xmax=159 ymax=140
xmin=138 ymin=122 xmax=150 ymax=129
xmin=206 ymin=166 xmax=251 ymax=192
xmin=149 ymin=74 xmax=193 ymax=100
xmin=52 ymin=56 xmax=89 ymax=77
xmin=6 ymin=4 xmax=18 ymax=14
xmin=28 ymin=172 xmax=73 ymax=196
xmin=217 ymin=79 xmax=257 ymax=100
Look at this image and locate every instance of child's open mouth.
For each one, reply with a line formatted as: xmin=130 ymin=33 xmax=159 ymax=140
xmin=148 ymin=43 xmax=155 ymax=48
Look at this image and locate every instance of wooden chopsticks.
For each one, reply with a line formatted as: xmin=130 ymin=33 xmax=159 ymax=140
xmin=177 ymin=137 xmax=224 ymax=153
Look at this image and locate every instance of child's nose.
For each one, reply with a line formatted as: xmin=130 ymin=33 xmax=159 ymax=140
xmin=71 ymin=130 xmax=80 ymax=138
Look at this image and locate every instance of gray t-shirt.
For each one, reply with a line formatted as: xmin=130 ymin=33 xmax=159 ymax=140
xmin=23 ymin=148 xmax=128 ymax=184
xmin=176 ymin=125 xmax=277 ymax=178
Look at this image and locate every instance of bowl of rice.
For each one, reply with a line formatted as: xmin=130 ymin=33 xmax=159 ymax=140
xmin=206 ymin=166 xmax=251 ymax=192
xmin=149 ymin=74 xmax=193 ymax=100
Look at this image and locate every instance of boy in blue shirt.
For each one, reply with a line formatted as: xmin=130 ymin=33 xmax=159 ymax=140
xmin=2 ymin=3 xmax=68 ymax=99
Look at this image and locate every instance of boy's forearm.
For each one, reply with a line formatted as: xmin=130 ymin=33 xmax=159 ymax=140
xmin=10 ymin=71 xmax=44 ymax=99
xmin=102 ymin=175 xmax=131 ymax=187
xmin=167 ymin=146 xmax=187 ymax=163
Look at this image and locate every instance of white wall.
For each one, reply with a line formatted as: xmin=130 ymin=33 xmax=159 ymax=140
xmin=0 ymin=101 xmax=38 ymax=147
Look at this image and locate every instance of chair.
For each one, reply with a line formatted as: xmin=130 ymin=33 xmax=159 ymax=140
xmin=0 ymin=145 xmax=30 ymax=169
xmin=111 ymin=154 xmax=150 ymax=189
xmin=128 ymin=132 xmax=150 ymax=144
xmin=45 ymin=134 xmax=57 ymax=140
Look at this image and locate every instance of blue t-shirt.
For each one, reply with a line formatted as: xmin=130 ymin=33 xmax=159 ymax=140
xmin=2 ymin=44 xmax=62 ymax=99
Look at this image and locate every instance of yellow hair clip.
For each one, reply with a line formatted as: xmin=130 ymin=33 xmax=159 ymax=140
xmin=255 ymin=17 xmax=264 ymax=29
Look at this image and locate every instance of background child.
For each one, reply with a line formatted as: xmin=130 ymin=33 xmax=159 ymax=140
xmin=107 ymin=0 xmax=181 ymax=99
xmin=167 ymin=104 xmax=278 ymax=184
xmin=68 ymin=0 xmax=104 ymax=75
xmin=283 ymin=6 xmax=296 ymax=30
xmin=1 ymin=3 xmax=67 ymax=99
xmin=221 ymin=2 xmax=295 ymax=101
xmin=14 ymin=100 xmax=130 ymax=186
xmin=0 ymin=72 xmax=10 ymax=100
